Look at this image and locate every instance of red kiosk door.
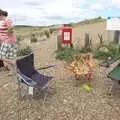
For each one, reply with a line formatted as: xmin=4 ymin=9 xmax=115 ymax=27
xmin=62 ymin=27 xmax=72 ymax=45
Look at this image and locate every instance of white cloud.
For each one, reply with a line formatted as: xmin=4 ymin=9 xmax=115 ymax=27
xmin=112 ymin=0 xmax=120 ymax=8
xmin=89 ymin=3 xmax=104 ymax=11
xmin=0 ymin=0 xmax=119 ymax=26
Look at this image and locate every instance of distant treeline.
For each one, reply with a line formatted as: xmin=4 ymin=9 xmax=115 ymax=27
xmin=15 ymin=25 xmax=45 ymax=28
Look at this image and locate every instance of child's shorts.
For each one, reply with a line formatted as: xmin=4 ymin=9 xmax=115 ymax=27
xmin=0 ymin=42 xmax=18 ymax=60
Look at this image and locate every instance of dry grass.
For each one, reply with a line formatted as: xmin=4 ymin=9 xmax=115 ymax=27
xmin=0 ymin=33 xmax=120 ymax=120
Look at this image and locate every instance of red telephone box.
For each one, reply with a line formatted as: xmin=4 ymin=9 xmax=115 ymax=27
xmin=61 ymin=27 xmax=72 ymax=45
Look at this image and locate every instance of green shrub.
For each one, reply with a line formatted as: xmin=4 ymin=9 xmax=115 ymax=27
xmin=106 ymin=42 xmax=120 ymax=57
xmin=49 ymin=28 xmax=58 ymax=34
xmin=44 ymin=30 xmax=50 ymax=38
xmin=17 ymin=46 xmax=33 ymax=56
xmin=17 ymin=35 xmax=22 ymax=42
xmin=30 ymin=34 xmax=38 ymax=43
xmin=94 ymin=41 xmax=120 ymax=59
xmin=94 ymin=50 xmax=111 ymax=59
xmin=49 ymin=28 xmax=54 ymax=34
xmin=40 ymin=32 xmax=44 ymax=37
xmin=56 ymin=47 xmax=80 ymax=62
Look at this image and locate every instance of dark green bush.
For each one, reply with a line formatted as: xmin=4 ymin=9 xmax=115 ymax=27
xmin=106 ymin=42 xmax=120 ymax=57
xmin=49 ymin=28 xmax=54 ymax=34
xmin=56 ymin=47 xmax=80 ymax=62
xmin=30 ymin=34 xmax=38 ymax=43
xmin=94 ymin=50 xmax=111 ymax=59
xmin=94 ymin=42 xmax=120 ymax=59
xmin=44 ymin=30 xmax=50 ymax=38
xmin=17 ymin=35 xmax=23 ymax=42
xmin=40 ymin=32 xmax=44 ymax=37
xmin=49 ymin=28 xmax=58 ymax=34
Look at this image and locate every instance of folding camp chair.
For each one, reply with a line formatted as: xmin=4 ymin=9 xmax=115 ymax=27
xmin=16 ymin=53 xmax=55 ymax=104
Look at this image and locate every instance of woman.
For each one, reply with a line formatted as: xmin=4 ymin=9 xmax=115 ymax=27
xmin=0 ymin=10 xmax=17 ymax=75
xmin=0 ymin=9 xmax=4 ymax=68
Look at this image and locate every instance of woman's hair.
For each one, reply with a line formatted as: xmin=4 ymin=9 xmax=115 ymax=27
xmin=2 ymin=11 xmax=8 ymax=17
xmin=0 ymin=9 xmax=3 ymax=16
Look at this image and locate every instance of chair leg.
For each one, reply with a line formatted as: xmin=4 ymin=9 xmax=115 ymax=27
xmin=18 ymin=80 xmax=22 ymax=100
xmin=42 ymin=86 xmax=51 ymax=104
xmin=108 ymin=83 xmax=113 ymax=95
xmin=43 ymin=92 xmax=48 ymax=105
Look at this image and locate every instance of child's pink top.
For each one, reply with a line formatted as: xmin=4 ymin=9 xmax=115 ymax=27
xmin=0 ymin=16 xmax=16 ymax=44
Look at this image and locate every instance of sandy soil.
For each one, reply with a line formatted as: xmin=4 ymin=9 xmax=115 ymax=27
xmin=0 ymin=34 xmax=120 ymax=120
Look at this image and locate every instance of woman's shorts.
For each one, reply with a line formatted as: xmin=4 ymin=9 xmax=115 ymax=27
xmin=0 ymin=43 xmax=18 ymax=60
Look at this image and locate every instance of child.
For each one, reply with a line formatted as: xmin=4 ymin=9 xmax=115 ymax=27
xmin=0 ymin=10 xmax=17 ymax=75
xmin=0 ymin=10 xmax=4 ymax=68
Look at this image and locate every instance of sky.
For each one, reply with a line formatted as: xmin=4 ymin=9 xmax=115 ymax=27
xmin=0 ymin=0 xmax=120 ymax=26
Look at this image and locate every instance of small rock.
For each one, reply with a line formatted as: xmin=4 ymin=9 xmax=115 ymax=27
xmin=3 ymin=84 xmax=9 ymax=88
xmin=63 ymin=99 xmax=67 ymax=104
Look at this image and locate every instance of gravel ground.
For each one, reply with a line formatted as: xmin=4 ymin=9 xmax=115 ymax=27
xmin=0 ymin=34 xmax=120 ymax=120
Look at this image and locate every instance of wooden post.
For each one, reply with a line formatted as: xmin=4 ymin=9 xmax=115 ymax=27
xmin=114 ymin=31 xmax=119 ymax=43
xmin=85 ymin=33 xmax=90 ymax=48
xmin=0 ymin=60 xmax=4 ymax=68
xmin=98 ymin=33 xmax=103 ymax=47
xmin=57 ymin=35 xmax=62 ymax=50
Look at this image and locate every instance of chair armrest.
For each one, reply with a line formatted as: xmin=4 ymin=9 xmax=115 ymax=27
xmin=37 ymin=65 xmax=56 ymax=70
xmin=17 ymin=72 xmax=37 ymax=87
